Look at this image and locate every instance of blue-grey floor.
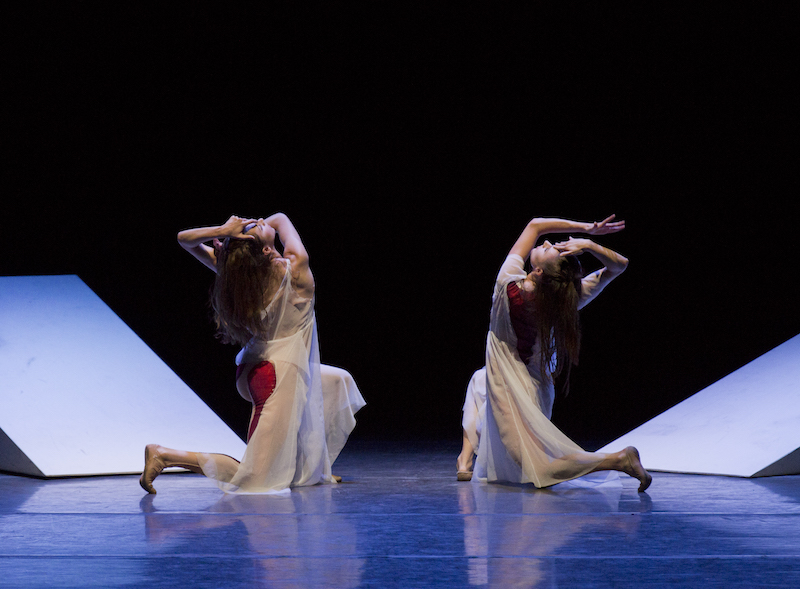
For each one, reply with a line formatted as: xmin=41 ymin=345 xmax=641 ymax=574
xmin=1 ymin=440 xmax=799 ymax=588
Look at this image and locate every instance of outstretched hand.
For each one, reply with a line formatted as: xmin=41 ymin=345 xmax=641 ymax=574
xmin=587 ymin=214 xmax=625 ymax=235
xmin=220 ymin=215 xmax=257 ymax=240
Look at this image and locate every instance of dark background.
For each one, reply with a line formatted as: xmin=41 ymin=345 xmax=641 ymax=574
xmin=5 ymin=5 xmax=798 ymax=448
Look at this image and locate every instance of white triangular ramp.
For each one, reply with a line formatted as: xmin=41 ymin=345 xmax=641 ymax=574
xmin=0 ymin=275 xmax=246 ymax=477
xmin=599 ymin=333 xmax=800 ymax=477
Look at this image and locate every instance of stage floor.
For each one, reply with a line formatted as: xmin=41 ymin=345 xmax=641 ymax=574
xmin=1 ymin=440 xmax=798 ymax=588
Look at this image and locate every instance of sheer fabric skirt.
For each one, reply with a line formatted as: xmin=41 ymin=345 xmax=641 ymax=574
xmin=320 ymin=364 xmax=367 ymax=465
xmin=462 ymin=367 xmax=487 ymax=454
xmin=472 ymin=334 xmax=610 ymax=488
xmin=197 ymin=362 xmax=364 ymax=494
xmin=197 ymin=325 xmax=364 ymax=494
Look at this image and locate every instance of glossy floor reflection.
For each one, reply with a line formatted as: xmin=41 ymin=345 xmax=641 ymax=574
xmin=1 ymin=440 xmax=799 ymax=588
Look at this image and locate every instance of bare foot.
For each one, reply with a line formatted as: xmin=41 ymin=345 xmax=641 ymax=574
xmin=622 ymin=447 xmax=652 ymax=493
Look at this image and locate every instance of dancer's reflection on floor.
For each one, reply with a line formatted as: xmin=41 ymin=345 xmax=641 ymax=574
xmin=140 ymin=485 xmax=364 ymax=588
xmin=458 ymin=477 xmax=650 ymax=587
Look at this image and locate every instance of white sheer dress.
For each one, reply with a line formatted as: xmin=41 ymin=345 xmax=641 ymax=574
xmin=197 ymin=261 xmax=365 ymax=494
xmin=471 ymin=254 xmax=616 ymax=487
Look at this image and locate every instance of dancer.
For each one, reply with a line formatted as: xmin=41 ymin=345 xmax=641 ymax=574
xmin=140 ymin=214 xmax=365 ymax=494
xmin=458 ymin=215 xmax=651 ymax=492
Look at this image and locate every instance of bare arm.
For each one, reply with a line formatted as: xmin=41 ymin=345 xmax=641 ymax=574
xmin=264 ymin=213 xmax=314 ymax=294
xmin=555 ymin=237 xmax=628 ymax=277
xmin=264 ymin=213 xmax=307 ymax=263
xmin=509 ymin=215 xmax=624 ymax=260
xmin=177 ymin=216 xmax=256 ymax=273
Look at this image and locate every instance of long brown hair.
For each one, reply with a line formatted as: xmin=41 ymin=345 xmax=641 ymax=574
xmin=210 ymin=237 xmax=282 ymax=346
xmin=530 ymin=255 xmax=583 ymax=396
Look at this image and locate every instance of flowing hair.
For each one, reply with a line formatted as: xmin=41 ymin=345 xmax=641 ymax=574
xmin=530 ymin=255 xmax=584 ymax=396
xmin=210 ymin=237 xmax=282 ymax=346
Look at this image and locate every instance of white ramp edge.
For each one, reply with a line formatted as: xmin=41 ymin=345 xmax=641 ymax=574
xmin=599 ymin=333 xmax=800 ymax=477
xmin=0 ymin=275 xmax=246 ymax=477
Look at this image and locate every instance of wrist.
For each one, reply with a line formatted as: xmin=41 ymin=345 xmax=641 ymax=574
xmin=561 ymin=219 xmax=592 ymax=234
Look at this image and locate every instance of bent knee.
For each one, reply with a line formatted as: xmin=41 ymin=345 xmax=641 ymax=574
xmin=320 ymin=364 xmax=354 ymax=387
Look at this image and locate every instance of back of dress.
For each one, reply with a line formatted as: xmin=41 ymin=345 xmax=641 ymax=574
xmin=201 ymin=262 xmax=332 ymax=493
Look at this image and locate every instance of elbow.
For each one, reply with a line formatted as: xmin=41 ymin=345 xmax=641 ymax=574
xmin=528 ymin=217 xmax=546 ymax=228
xmin=609 ymin=256 xmax=629 ymax=277
xmin=266 ymin=212 xmax=290 ymax=229
xmin=176 ymin=231 xmax=195 ymax=251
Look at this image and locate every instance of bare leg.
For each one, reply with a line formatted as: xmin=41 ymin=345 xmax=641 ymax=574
xmin=139 ymin=444 xmax=204 ymax=494
xmin=548 ymin=446 xmax=651 ymax=492
xmin=457 ymin=429 xmax=475 ymax=481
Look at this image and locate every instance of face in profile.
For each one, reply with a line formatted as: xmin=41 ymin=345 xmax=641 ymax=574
xmin=528 ymin=240 xmax=561 ymax=271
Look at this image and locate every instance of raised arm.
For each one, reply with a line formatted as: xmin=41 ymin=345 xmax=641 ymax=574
xmin=509 ymin=215 xmax=624 ymax=260
xmin=264 ymin=213 xmax=307 ymax=263
xmin=553 ymin=237 xmax=628 ymax=309
xmin=555 ymin=236 xmax=629 ymax=298
xmin=264 ymin=213 xmax=314 ymax=293
xmin=177 ymin=216 xmax=256 ymax=273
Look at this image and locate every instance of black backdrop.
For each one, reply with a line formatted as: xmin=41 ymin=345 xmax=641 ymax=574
xmin=5 ymin=5 xmax=798 ymax=447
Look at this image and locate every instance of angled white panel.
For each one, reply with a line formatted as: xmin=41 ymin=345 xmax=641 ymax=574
xmin=0 ymin=275 xmax=245 ymax=477
xmin=600 ymin=333 xmax=800 ymax=477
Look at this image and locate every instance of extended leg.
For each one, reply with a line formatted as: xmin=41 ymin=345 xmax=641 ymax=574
xmin=139 ymin=444 xmax=204 ymax=494
xmin=550 ymin=446 xmax=652 ymax=492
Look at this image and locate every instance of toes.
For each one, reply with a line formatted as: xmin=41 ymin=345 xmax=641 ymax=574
xmin=139 ymin=476 xmax=156 ymax=494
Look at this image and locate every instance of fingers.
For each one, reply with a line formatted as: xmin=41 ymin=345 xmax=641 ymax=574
xmin=225 ymin=215 xmax=257 ymax=228
xmin=605 ymin=220 xmax=625 ymax=233
xmin=557 ymin=248 xmax=580 ymax=257
xmin=223 ymin=216 xmax=259 ymax=239
xmin=554 ymin=239 xmax=580 ymax=257
xmin=593 ymin=215 xmax=625 ymax=234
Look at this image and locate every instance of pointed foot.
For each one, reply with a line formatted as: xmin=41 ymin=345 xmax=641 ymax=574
xmin=624 ymin=447 xmax=652 ymax=493
xmin=139 ymin=444 xmax=165 ymax=495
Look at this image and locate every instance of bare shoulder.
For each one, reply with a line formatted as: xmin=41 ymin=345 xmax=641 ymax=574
xmin=286 ymin=255 xmax=315 ymax=299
